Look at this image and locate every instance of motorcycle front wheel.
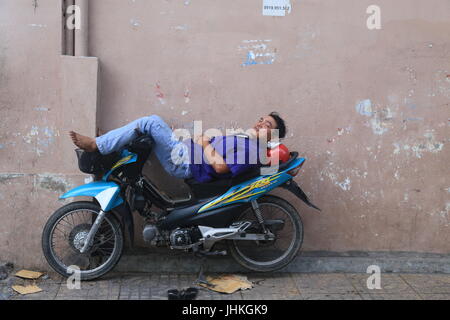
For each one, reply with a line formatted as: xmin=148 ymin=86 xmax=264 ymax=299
xmin=228 ymin=195 xmax=304 ymax=272
xmin=41 ymin=201 xmax=124 ymax=280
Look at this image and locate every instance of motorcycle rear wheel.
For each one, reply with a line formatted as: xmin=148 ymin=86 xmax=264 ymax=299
xmin=41 ymin=201 xmax=124 ymax=280
xmin=228 ymin=195 xmax=304 ymax=272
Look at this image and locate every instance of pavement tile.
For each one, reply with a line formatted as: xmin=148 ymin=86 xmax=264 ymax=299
xmin=244 ymin=273 xmax=300 ymax=300
xmin=419 ymin=294 xmax=450 ymax=300
xmin=55 ymin=296 xmax=89 ymax=300
xmin=292 ymin=273 xmax=358 ymax=294
xmin=197 ymin=289 xmax=242 ymax=300
xmin=5 ymin=272 xmax=450 ymax=300
xmin=300 ymin=293 xmax=363 ymax=300
xmin=346 ymin=273 xmax=416 ymax=294
xmin=400 ymin=274 xmax=450 ymax=294
xmin=119 ymin=274 xmax=153 ymax=300
xmin=360 ymin=293 xmax=422 ymax=300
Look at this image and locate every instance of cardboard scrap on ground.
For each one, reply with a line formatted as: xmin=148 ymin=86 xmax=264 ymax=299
xmin=12 ymin=285 xmax=43 ymax=295
xmin=199 ymin=274 xmax=253 ymax=294
xmin=15 ymin=269 xmax=44 ymax=280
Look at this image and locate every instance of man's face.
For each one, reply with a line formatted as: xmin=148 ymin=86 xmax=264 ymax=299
xmin=252 ymin=115 xmax=277 ymax=140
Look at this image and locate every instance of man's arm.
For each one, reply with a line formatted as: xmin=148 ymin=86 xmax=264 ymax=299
xmin=196 ymin=135 xmax=230 ymax=174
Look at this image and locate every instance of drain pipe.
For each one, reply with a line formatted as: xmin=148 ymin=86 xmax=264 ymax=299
xmin=74 ymin=0 xmax=89 ymax=56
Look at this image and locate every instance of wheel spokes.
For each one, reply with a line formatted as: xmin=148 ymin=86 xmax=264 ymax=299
xmin=49 ymin=209 xmax=117 ymax=272
xmin=233 ymin=202 xmax=296 ymax=264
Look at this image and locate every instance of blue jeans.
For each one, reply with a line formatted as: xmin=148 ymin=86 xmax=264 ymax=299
xmin=95 ymin=115 xmax=192 ymax=179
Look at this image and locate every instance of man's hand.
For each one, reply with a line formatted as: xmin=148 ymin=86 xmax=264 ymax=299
xmin=195 ymin=134 xmax=230 ymax=175
xmin=194 ymin=134 xmax=211 ymax=147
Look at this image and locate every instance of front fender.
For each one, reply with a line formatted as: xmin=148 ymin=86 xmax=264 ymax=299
xmin=60 ymin=181 xmax=124 ymax=211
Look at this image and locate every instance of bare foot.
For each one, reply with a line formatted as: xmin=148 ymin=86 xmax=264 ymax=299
xmin=69 ymin=131 xmax=98 ymax=152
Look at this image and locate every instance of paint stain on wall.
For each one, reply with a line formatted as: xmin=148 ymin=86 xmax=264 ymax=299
xmin=130 ymin=19 xmax=140 ymax=29
xmin=34 ymin=106 xmax=50 ymax=112
xmin=184 ymin=88 xmax=190 ymax=103
xmin=155 ymin=82 xmax=166 ymax=105
xmin=22 ymin=126 xmax=57 ymax=156
xmin=355 ymin=99 xmax=396 ymax=135
xmin=431 ymin=70 xmax=450 ymax=99
xmin=355 ymin=99 xmax=373 ymax=117
xmin=327 ymin=127 xmax=351 ymax=143
xmin=295 ymin=24 xmax=319 ymax=57
xmin=28 ymin=24 xmax=47 ymax=28
xmin=173 ymin=24 xmax=188 ymax=31
xmin=430 ymin=202 xmax=450 ymax=227
xmin=239 ymin=40 xmax=276 ymax=66
xmin=337 ymin=177 xmax=351 ymax=191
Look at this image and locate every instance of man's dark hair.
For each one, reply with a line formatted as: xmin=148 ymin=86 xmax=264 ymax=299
xmin=269 ymin=112 xmax=287 ymax=139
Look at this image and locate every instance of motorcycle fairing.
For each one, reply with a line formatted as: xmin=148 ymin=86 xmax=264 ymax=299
xmin=197 ymin=158 xmax=305 ymax=213
xmin=158 ymin=202 xmax=250 ymax=230
xmin=60 ymin=181 xmax=124 ymax=211
xmin=102 ymin=150 xmax=138 ymax=181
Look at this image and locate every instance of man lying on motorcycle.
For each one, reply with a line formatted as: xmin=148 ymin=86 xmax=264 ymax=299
xmin=69 ymin=112 xmax=287 ymax=183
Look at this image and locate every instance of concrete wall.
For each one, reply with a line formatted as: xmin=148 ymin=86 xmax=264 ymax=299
xmin=0 ymin=0 xmax=449 ymax=270
xmin=0 ymin=0 xmax=98 ymax=268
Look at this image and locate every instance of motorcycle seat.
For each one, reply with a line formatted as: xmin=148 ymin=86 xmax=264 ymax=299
xmin=184 ymin=152 xmax=299 ymax=199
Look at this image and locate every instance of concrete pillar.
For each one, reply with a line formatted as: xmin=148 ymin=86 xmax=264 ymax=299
xmin=74 ymin=0 xmax=89 ymax=56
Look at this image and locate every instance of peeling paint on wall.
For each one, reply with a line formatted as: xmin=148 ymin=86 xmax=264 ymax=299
xmin=36 ymin=174 xmax=72 ymax=193
xmin=337 ymin=177 xmax=351 ymax=191
xmin=392 ymin=129 xmax=445 ymax=158
xmin=369 ymin=117 xmax=389 ymax=135
xmin=295 ymin=24 xmax=319 ymax=57
xmin=28 ymin=24 xmax=47 ymax=28
xmin=239 ymin=40 xmax=276 ymax=66
xmin=0 ymin=173 xmax=77 ymax=198
xmin=355 ymin=99 xmax=373 ymax=117
xmin=22 ymin=126 xmax=57 ymax=156
xmin=173 ymin=24 xmax=188 ymax=31
xmin=327 ymin=126 xmax=351 ymax=143
xmin=319 ymin=164 xmax=353 ymax=192
xmin=130 ymin=19 xmax=140 ymax=29
xmin=430 ymin=202 xmax=450 ymax=227
xmin=0 ymin=173 xmax=26 ymax=184
xmin=356 ymin=99 xmax=397 ymax=135
xmin=34 ymin=106 xmax=50 ymax=112
xmin=432 ymin=70 xmax=450 ymax=99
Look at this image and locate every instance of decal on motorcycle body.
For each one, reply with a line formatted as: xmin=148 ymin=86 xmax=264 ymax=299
xmin=198 ymin=173 xmax=284 ymax=213
xmin=103 ymin=150 xmax=138 ymax=181
xmin=112 ymin=155 xmax=134 ymax=169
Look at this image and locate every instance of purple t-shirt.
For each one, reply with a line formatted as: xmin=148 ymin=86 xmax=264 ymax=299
xmin=183 ymin=136 xmax=262 ymax=183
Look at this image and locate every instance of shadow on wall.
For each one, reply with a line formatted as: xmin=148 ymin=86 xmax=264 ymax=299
xmin=142 ymin=153 xmax=191 ymax=200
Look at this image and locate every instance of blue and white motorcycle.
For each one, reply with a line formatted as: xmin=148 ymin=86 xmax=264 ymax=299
xmin=41 ymin=133 xmax=320 ymax=280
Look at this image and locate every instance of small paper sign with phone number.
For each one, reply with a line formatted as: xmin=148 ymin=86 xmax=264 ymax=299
xmin=263 ymin=0 xmax=292 ymax=16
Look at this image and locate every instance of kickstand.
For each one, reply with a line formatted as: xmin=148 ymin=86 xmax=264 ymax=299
xmin=195 ymin=255 xmax=216 ymax=288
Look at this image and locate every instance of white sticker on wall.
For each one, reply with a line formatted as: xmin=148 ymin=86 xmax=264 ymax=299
xmin=263 ymin=0 xmax=292 ymax=16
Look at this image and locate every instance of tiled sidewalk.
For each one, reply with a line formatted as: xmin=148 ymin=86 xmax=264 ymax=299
xmin=2 ymin=272 xmax=450 ymax=300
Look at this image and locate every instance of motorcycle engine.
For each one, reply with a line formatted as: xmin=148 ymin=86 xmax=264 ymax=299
xmin=169 ymin=227 xmax=202 ymax=249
